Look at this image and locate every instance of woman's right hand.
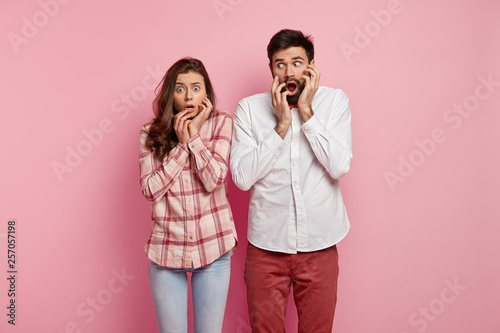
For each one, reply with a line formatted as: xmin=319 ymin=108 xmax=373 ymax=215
xmin=173 ymin=110 xmax=192 ymax=147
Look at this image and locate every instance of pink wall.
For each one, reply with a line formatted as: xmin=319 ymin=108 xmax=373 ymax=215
xmin=1 ymin=0 xmax=499 ymax=332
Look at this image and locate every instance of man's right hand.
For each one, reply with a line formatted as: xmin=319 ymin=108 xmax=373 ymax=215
xmin=271 ymin=76 xmax=292 ymax=139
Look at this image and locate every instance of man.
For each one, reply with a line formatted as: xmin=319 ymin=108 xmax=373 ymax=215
xmin=230 ymin=29 xmax=353 ymax=332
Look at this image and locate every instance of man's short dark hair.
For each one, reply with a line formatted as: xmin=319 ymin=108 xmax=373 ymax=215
xmin=267 ymin=29 xmax=314 ymax=63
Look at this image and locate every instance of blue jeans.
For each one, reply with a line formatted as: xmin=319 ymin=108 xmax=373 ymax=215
xmin=148 ymin=252 xmax=231 ymax=333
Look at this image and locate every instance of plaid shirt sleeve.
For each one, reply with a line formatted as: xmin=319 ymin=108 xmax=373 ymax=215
xmin=139 ymin=123 xmax=190 ymax=204
xmin=187 ymin=112 xmax=232 ymax=192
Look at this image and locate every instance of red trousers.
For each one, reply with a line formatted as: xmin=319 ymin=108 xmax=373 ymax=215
xmin=244 ymin=243 xmax=339 ymax=333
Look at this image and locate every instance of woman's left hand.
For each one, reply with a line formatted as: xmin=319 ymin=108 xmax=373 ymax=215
xmin=188 ymin=97 xmax=213 ymax=137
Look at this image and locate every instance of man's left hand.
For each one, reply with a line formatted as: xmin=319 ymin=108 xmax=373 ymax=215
xmin=298 ymin=61 xmax=320 ymax=123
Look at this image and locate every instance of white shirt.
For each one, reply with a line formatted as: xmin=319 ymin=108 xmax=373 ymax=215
xmin=230 ymin=86 xmax=353 ymax=253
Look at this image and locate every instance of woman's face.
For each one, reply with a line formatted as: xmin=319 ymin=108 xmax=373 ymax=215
xmin=172 ymin=71 xmax=207 ymax=118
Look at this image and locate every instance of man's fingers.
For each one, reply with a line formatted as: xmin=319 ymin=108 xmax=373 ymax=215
xmin=305 ymin=67 xmax=317 ymax=81
xmin=303 ymin=74 xmax=311 ymax=87
xmin=271 ymin=76 xmax=279 ymax=93
xmin=306 ymin=64 xmax=320 ymax=87
xmin=280 ymin=90 xmax=291 ymax=109
xmin=274 ymin=82 xmax=286 ymax=105
xmin=271 ymin=79 xmax=278 ymax=106
xmin=308 ymin=62 xmax=319 ymax=74
xmin=271 ymin=77 xmax=278 ymax=98
xmin=276 ymin=82 xmax=286 ymax=98
xmin=272 ymin=77 xmax=283 ymax=103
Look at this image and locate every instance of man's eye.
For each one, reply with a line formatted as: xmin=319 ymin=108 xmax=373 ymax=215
xmin=277 ymin=64 xmax=284 ymax=69
xmin=176 ymin=87 xmax=184 ymax=92
xmin=294 ymin=61 xmax=301 ymax=66
xmin=193 ymin=86 xmax=200 ymax=92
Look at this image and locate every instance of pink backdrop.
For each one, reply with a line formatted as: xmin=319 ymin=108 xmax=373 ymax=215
xmin=1 ymin=0 xmax=499 ymax=332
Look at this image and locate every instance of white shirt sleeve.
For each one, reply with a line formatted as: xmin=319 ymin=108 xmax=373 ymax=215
xmin=230 ymin=99 xmax=286 ymax=191
xmin=301 ymin=90 xmax=353 ymax=179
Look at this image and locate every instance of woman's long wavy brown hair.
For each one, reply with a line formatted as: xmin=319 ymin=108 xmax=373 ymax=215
xmin=146 ymin=57 xmax=216 ymax=161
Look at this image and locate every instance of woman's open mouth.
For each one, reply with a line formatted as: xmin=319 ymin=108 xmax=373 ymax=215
xmin=186 ymin=104 xmax=195 ymax=111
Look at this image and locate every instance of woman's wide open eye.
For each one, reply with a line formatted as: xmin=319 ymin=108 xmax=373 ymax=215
xmin=193 ymin=86 xmax=200 ymax=92
xmin=176 ymin=86 xmax=184 ymax=93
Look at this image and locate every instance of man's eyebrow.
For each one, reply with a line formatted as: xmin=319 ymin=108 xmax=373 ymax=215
xmin=273 ymin=56 xmax=305 ymax=64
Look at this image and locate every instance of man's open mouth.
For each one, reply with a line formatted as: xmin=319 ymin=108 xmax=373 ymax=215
xmin=286 ymin=81 xmax=298 ymax=95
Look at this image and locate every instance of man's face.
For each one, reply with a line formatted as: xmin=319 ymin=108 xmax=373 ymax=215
xmin=269 ymin=46 xmax=311 ymax=105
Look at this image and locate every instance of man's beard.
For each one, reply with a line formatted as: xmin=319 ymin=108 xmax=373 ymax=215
xmin=280 ymin=78 xmax=305 ymax=105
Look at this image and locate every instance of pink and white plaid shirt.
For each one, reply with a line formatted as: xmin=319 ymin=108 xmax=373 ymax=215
xmin=139 ymin=110 xmax=237 ymax=269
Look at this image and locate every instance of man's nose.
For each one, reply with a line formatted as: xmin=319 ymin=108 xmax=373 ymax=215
xmin=285 ymin=65 xmax=294 ymax=79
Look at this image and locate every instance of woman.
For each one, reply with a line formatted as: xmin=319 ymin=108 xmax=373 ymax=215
xmin=139 ymin=57 xmax=237 ymax=332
